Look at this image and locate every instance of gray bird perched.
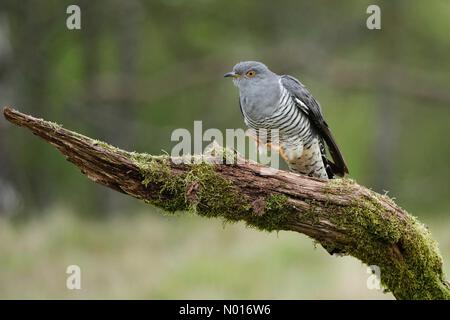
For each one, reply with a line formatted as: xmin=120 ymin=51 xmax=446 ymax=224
xmin=224 ymin=61 xmax=348 ymax=179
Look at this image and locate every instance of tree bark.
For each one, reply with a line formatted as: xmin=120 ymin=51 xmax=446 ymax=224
xmin=3 ymin=106 xmax=449 ymax=300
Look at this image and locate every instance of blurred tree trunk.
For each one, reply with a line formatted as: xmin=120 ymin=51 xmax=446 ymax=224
xmin=78 ymin=0 xmax=109 ymax=215
xmin=371 ymin=2 xmax=401 ymax=193
xmin=0 ymin=12 xmax=18 ymax=214
xmin=78 ymin=0 xmax=143 ymax=215
xmin=4 ymin=2 xmax=54 ymax=210
xmin=106 ymin=0 xmax=142 ymax=213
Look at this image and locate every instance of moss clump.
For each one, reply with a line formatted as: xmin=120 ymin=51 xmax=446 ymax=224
xmin=347 ymin=207 xmax=446 ymax=298
xmin=248 ymin=194 xmax=293 ymax=231
xmin=345 ymin=196 xmax=402 ymax=244
xmin=393 ymin=215 xmax=449 ymax=299
xmin=133 ymin=156 xmax=188 ymax=212
xmin=129 ymin=155 xmax=293 ymax=232
xmin=47 ymin=120 xmax=63 ymax=131
xmin=129 ymin=151 xmax=159 ymax=167
xmin=321 ymin=179 xmax=403 ymax=245
xmin=311 ymin=188 xmax=449 ymax=299
xmin=183 ymin=164 xmax=292 ymax=232
xmin=323 ymin=177 xmax=356 ymax=195
xmin=92 ymin=140 xmax=122 ymax=153
xmin=203 ymin=140 xmax=238 ymax=164
xmin=183 ymin=162 xmax=245 ymax=219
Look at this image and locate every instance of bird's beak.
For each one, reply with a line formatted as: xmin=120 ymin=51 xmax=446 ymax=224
xmin=224 ymin=71 xmax=239 ymax=78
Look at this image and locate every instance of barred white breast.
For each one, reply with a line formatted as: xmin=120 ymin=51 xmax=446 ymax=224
xmin=242 ymin=80 xmax=328 ymax=178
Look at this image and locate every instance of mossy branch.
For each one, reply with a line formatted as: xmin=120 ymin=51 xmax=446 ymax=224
xmin=3 ymin=106 xmax=449 ymax=300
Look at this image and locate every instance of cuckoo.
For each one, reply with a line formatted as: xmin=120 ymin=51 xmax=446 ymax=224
xmin=224 ymin=61 xmax=348 ymax=179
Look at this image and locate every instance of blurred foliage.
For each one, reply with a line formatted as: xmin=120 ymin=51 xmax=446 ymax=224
xmin=0 ymin=0 xmax=449 ymax=300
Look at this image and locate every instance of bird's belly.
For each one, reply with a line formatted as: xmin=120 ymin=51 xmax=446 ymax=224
xmin=244 ymin=105 xmax=313 ymax=144
xmin=283 ymin=138 xmax=328 ymax=178
xmin=243 ymin=106 xmax=327 ymax=177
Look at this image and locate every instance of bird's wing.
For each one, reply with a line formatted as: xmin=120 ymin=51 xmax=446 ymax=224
xmin=281 ymin=75 xmax=349 ymax=177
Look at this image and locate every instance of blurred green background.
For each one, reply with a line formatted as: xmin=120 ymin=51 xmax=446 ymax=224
xmin=0 ymin=0 xmax=449 ymax=299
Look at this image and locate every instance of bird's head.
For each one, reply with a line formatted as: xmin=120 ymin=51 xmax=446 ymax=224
xmin=224 ymin=61 xmax=276 ymax=90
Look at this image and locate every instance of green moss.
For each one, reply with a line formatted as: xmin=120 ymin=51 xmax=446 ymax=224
xmin=323 ymin=177 xmax=356 ymax=194
xmin=133 ymin=156 xmax=187 ymax=212
xmin=394 ymin=215 xmax=449 ymax=299
xmin=182 ymin=163 xmax=292 ymax=231
xmin=92 ymin=140 xmax=121 ymax=153
xmin=321 ymin=180 xmax=402 ymax=245
xmin=47 ymin=121 xmax=63 ymax=130
xmin=184 ymin=162 xmax=243 ymax=218
xmin=128 ymin=155 xmax=293 ymax=233
xmin=249 ymin=194 xmax=293 ymax=231
xmin=299 ymin=199 xmax=322 ymax=226
xmin=311 ymin=191 xmax=449 ymax=299
xmin=203 ymin=140 xmax=238 ymax=164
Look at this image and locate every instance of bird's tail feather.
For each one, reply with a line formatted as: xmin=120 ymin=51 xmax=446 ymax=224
xmin=321 ymin=127 xmax=349 ymax=177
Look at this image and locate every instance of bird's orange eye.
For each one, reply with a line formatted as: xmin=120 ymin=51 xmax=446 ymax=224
xmin=246 ymin=70 xmax=256 ymax=78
